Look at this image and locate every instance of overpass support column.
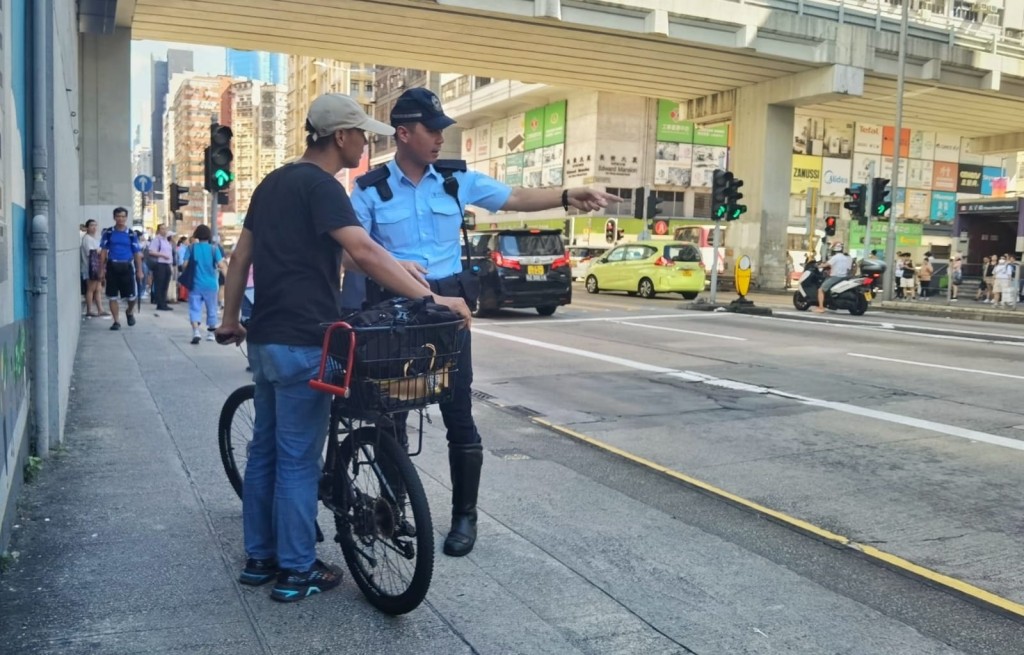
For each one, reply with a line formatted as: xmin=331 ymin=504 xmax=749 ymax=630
xmin=727 ymin=66 xmax=864 ymax=289
xmin=80 ymin=27 xmax=132 ymax=214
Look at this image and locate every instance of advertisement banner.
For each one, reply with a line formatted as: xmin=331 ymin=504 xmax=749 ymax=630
xmin=488 ymin=157 xmax=507 ymax=184
xmin=820 ymin=157 xmax=852 ymax=197
xmin=461 ymin=127 xmax=477 ymax=163
xmin=932 ymin=161 xmax=958 ymax=191
xmin=505 ymin=153 xmax=525 ymax=186
xmin=909 ymin=130 xmax=935 ymax=160
xmin=930 ymin=191 xmax=957 ymax=222
xmin=882 ymin=126 xmax=910 ymax=157
xmin=475 ymin=124 xmax=490 ymax=161
xmin=880 ymin=157 xmax=909 ymax=188
xmin=904 ymin=189 xmax=931 ymax=220
xmin=791 ymin=154 xmax=823 ymax=194
xmin=693 ymin=123 xmax=729 ymax=147
xmin=522 ymin=149 xmax=542 ymax=188
xmin=823 ymin=119 xmax=854 ymax=159
xmin=849 ymin=222 xmax=923 ymax=249
xmin=506 ymin=113 xmax=525 ymax=153
xmin=854 ymin=122 xmax=883 ymax=154
xmin=490 ymin=118 xmax=508 ymax=156
xmin=907 ymin=160 xmax=933 ymax=189
xmin=959 ymin=137 xmax=984 ymax=165
xmin=655 ymin=159 xmax=692 ymax=187
xmin=656 ymin=99 xmax=694 ymax=143
xmin=524 ymin=107 xmax=545 ymax=151
xmin=851 ymin=153 xmax=881 ymax=184
xmin=794 ymin=115 xmax=825 ymax=155
xmin=981 ymin=166 xmax=1003 ymax=195
xmin=691 ymin=146 xmax=728 ymax=188
xmin=542 ymin=100 xmax=567 ymax=147
xmin=958 ymin=163 xmax=983 ymax=194
xmin=933 ymin=133 xmax=960 ymax=162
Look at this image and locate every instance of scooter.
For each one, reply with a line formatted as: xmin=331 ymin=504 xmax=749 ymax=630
xmin=792 ymin=261 xmax=874 ymax=315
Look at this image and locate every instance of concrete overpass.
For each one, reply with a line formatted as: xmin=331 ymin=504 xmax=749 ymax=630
xmin=104 ymin=0 xmax=1024 ymax=283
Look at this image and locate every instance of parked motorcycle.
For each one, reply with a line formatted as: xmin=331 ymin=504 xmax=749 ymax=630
xmin=792 ymin=260 xmax=876 ymax=315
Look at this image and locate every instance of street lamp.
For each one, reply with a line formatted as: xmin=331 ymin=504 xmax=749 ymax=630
xmin=882 ymin=0 xmax=910 ymax=301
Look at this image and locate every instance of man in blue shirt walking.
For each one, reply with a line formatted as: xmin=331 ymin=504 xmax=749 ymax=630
xmin=350 ymin=87 xmax=619 ymax=557
xmin=98 ymin=206 xmax=144 ymax=331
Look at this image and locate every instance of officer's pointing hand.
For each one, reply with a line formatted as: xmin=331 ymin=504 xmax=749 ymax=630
xmin=567 ymin=188 xmax=623 ymax=212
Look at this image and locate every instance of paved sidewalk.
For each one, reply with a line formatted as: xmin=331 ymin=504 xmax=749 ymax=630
xmin=0 ymin=308 xmax=1017 ymax=654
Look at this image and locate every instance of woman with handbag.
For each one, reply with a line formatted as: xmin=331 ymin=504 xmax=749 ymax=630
xmin=180 ymin=225 xmax=226 ymax=344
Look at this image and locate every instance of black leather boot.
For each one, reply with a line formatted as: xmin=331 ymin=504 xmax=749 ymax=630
xmin=443 ymin=443 xmax=483 ymax=557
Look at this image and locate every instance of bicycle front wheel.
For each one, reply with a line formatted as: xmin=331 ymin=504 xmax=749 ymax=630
xmin=218 ymin=384 xmax=255 ymax=499
xmin=333 ymin=425 xmax=434 ymax=615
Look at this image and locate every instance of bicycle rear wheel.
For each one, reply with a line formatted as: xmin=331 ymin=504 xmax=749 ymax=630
xmin=332 ymin=425 xmax=434 ymax=615
xmin=219 ymin=384 xmax=255 ymax=499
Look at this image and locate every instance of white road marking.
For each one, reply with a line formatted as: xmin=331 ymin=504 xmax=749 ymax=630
xmin=474 ymin=328 xmax=1024 ymax=453
xmin=745 ymin=313 xmax=1024 ymax=346
xmin=476 ymin=313 xmax=721 ymax=327
xmin=617 ymin=321 xmax=747 ymax=341
xmin=847 ymin=352 xmax=1024 ymax=381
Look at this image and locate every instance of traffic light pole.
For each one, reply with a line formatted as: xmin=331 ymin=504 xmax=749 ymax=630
xmin=864 ymin=160 xmax=875 ymax=261
xmin=709 ymin=221 xmax=722 ymax=304
xmin=209 ymin=115 xmax=219 ymax=243
xmin=882 ymin=0 xmax=909 ymax=301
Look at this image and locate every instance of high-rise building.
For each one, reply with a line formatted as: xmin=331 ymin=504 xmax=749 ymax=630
xmin=286 ymin=56 xmax=375 ymax=167
xmin=168 ymin=74 xmax=233 ymax=232
xmin=228 ymin=80 xmax=288 ymax=220
xmin=226 ymin=49 xmax=286 ymax=85
xmin=151 ymin=49 xmax=194 ymax=190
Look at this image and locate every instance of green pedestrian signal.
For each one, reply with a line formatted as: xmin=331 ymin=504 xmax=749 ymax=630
xmin=204 ymin=123 xmax=234 ymax=192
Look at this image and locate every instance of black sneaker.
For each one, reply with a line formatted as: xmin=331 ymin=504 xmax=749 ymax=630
xmin=238 ymin=558 xmax=279 ymax=586
xmin=270 ymin=560 xmax=341 ymax=602
xmin=126 ymin=313 xmax=136 ymax=327
xmin=109 ymin=322 xmax=121 ymax=331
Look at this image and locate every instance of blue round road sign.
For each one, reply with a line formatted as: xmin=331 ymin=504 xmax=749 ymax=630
xmin=133 ymin=175 xmax=153 ymax=193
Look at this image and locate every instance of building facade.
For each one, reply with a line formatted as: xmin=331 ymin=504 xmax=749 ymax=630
xmin=228 ymin=80 xmax=288 ymax=220
xmin=150 ymin=49 xmax=193 ymax=192
xmin=168 ymin=74 xmax=232 ymax=232
xmin=286 ymin=56 xmax=375 ymax=162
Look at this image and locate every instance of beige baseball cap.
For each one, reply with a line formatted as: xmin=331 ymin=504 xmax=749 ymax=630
xmin=307 ymin=93 xmax=395 ymax=138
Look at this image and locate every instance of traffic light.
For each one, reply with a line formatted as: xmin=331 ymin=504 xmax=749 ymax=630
xmin=169 ymin=183 xmax=189 ymax=210
xmin=871 ymin=177 xmax=891 ymax=217
xmin=844 ymin=184 xmax=866 ymax=224
xmin=605 ymin=219 xmax=617 ymax=243
xmin=632 ymin=186 xmax=645 ymax=219
xmin=712 ymin=169 xmax=732 ymax=220
xmin=645 ymin=191 xmax=663 ymax=220
xmin=824 ymin=215 xmax=837 ymax=237
xmin=205 ymin=123 xmax=234 ymax=192
xmin=725 ymin=177 xmax=746 ymax=221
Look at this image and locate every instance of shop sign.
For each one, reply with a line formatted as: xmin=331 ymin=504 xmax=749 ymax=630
xmin=820 ymin=158 xmax=851 ymax=197
xmin=931 ymin=191 xmax=957 ymax=222
xmin=956 ymin=199 xmax=1020 ymax=214
xmin=933 ymin=133 xmax=960 ymax=162
xmin=656 ymin=99 xmax=694 ymax=143
xmin=882 ymin=126 xmax=910 ymax=157
xmin=957 ymin=163 xmax=983 ymax=193
xmin=931 ymin=161 xmax=958 ymax=192
xmin=490 ymin=118 xmax=508 ymax=155
xmin=461 ymin=127 xmax=477 ymax=163
xmin=908 ymin=130 xmax=935 ymax=160
xmin=854 ymin=122 xmax=882 ymax=154
xmin=524 ymin=107 xmax=545 ymax=151
xmin=791 ymin=154 xmax=822 ymax=194
xmin=506 ymin=113 xmax=525 ymax=153
xmin=542 ymin=100 xmax=566 ymax=147
xmin=693 ymin=123 xmax=728 ymax=147
xmin=980 ymin=166 xmax=1004 ymax=195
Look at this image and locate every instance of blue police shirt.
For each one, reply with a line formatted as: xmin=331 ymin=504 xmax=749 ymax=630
xmin=350 ymin=160 xmax=512 ymax=280
xmin=99 ymin=226 xmax=141 ymax=262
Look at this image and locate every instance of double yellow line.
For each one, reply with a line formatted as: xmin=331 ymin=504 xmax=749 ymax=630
xmin=532 ymin=417 xmax=1024 ymax=621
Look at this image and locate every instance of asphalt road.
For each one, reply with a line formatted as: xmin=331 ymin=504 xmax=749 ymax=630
xmin=461 ymin=286 xmax=1024 ymax=652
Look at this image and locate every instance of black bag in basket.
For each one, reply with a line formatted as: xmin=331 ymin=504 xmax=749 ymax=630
xmin=344 ymin=296 xmax=461 ymax=381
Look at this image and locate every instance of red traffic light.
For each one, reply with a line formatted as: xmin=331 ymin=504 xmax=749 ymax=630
xmin=824 ymin=216 xmax=837 ymax=236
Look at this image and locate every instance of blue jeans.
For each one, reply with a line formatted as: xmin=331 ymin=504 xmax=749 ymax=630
xmin=244 ymin=343 xmax=331 ymax=572
xmin=189 ymin=287 xmax=219 ymax=326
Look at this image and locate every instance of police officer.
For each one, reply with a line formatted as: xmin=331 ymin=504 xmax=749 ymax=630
xmin=99 ymin=206 xmax=144 ymax=331
xmin=350 ymin=88 xmax=620 ymax=557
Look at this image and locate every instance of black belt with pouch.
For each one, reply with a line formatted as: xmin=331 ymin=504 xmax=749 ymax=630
xmin=366 ymin=271 xmax=480 ymax=311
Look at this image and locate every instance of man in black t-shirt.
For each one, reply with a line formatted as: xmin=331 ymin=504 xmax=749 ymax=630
xmin=215 ymin=94 xmax=470 ymax=603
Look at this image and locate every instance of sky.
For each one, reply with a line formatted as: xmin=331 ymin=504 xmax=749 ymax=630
xmin=130 ymin=40 xmax=227 ymax=146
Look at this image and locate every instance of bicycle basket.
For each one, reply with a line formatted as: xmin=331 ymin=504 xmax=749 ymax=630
xmin=312 ymin=320 xmax=465 ymax=413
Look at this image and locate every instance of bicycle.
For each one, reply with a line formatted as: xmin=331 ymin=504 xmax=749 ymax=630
xmin=218 ymin=316 xmax=464 ymax=615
